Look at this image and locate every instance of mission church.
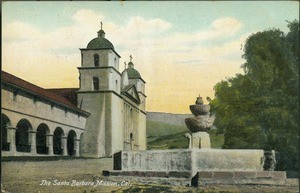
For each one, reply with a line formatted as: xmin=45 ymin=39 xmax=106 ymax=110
xmin=1 ymin=24 xmax=147 ymax=158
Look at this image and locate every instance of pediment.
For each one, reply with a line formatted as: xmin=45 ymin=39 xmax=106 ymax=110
xmin=121 ymin=84 xmax=140 ymax=104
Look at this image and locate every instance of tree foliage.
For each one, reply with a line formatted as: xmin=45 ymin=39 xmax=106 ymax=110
xmin=210 ymin=20 xmax=299 ymax=170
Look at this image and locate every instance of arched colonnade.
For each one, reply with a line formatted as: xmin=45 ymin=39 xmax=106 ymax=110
xmin=1 ymin=113 xmax=84 ymax=156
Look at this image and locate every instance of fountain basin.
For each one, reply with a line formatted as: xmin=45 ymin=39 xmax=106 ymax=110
xmin=185 ymin=114 xmax=215 ymax=132
xmin=189 ymin=104 xmax=210 ymax=116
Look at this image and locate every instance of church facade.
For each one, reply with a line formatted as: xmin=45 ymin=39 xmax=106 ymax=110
xmin=1 ymin=27 xmax=147 ymax=158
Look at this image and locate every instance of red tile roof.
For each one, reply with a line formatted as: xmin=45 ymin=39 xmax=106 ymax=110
xmin=46 ymin=88 xmax=78 ymax=106
xmin=1 ymin=71 xmax=89 ymax=116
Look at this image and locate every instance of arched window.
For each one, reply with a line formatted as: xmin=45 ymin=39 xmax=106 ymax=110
xmin=94 ymin=54 xmax=99 ymax=67
xmin=93 ymin=77 xmax=99 ymax=91
xmin=114 ymin=58 xmax=117 ymax=67
xmin=115 ymin=80 xmax=118 ymax=92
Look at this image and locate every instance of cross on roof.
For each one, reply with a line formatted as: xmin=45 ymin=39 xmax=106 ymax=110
xmin=100 ymin=21 xmax=103 ymax=30
xmin=130 ymin=55 xmax=133 ymax=62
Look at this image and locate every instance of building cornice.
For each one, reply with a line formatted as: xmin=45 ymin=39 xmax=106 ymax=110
xmin=2 ymin=82 xmax=90 ymax=117
xmin=129 ymin=77 xmax=146 ymax=83
xmin=77 ymin=90 xmax=142 ymax=111
xmin=138 ymin=92 xmax=147 ymax=97
xmin=140 ymin=109 xmax=147 ymax=115
xmin=77 ymin=66 xmax=122 ymax=76
xmin=79 ymin=48 xmax=121 ymax=58
xmin=2 ymin=108 xmax=86 ymax=131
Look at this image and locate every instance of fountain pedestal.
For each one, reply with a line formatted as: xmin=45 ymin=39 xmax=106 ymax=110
xmin=185 ymin=95 xmax=214 ymax=149
xmin=192 ymin=131 xmax=210 ymax=149
xmin=185 ymin=132 xmax=211 ymax=149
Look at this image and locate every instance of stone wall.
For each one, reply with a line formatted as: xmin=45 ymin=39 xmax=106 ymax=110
xmin=117 ymin=149 xmax=265 ymax=176
xmin=120 ymin=150 xmax=192 ymax=172
xmin=192 ymin=149 xmax=264 ymax=173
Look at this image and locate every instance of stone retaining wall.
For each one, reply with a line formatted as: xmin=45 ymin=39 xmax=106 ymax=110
xmin=117 ymin=149 xmax=267 ymax=176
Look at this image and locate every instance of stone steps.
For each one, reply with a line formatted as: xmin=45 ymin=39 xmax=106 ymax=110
xmin=196 ymin=171 xmax=288 ymax=186
xmin=104 ymin=170 xmax=191 ymax=178
xmin=104 ymin=170 xmax=292 ymax=187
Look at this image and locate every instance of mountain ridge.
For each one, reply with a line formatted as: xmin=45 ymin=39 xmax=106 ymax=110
xmin=146 ymin=111 xmax=192 ymax=126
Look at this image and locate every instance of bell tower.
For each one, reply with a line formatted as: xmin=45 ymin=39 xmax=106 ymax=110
xmin=78 ymin=22 xmax=121 ymax=93
xmin=77 ymin=23 xmax=122 ymax=157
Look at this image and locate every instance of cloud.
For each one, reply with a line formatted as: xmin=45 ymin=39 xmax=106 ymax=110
xmin=125 ymin=16 xmax=172 ymax=35
xmin=3 ymin=21 xmax=42 ymax=39
xmin=72 ymin=9 xmax=117 ymax=31
xmin=212 ymin=17 xmax=242 ymax=33
xmin=2 ymin=10 xmax=247 ymax=113
xmin=72 ymin=9 xmax=104 ymax=26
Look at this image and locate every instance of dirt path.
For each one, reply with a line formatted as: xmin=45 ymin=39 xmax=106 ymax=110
xmin=1 ymin=159 xmax=299 ymax=193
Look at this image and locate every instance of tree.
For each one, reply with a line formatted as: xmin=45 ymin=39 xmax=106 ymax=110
xmin=211 ymin=20 xmax=299 ymax=170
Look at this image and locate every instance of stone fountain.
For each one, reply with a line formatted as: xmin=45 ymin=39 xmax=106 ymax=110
xmin=108 ymin=95 xmax=286 ymax=187
xmin=185 ymin=95 xmax=215 ymax=149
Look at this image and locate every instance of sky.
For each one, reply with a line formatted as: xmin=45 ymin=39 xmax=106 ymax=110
xmin=2 ymin=1 xmax=299 ymax=114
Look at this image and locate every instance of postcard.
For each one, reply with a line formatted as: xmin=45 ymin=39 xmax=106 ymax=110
xmin=1 ymin=1 xmax=299 ymax=193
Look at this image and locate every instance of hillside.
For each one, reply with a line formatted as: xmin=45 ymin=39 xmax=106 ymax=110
xmin=146 ymin=120 xmax=188 ymax=142
xmin=148 ymin=130 xmax=225 ymax=150
xmin=146 ymin=111 xmax=192 ymax=126
xmin=146 ymin=112 xmax=224 ymax=149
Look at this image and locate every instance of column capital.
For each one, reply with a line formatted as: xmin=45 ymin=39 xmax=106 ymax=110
xmin=28 ymin=130 xmax=37 ymax=134
xmin=46 ymin=134 xmax=54 ymax=137
xmin=6 ymin=127 xmax=16 ymax=130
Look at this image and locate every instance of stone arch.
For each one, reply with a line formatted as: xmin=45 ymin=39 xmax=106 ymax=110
xmin=16 ymin=119 xmax=32 ymax=152
xmin=36 ymin=123 xmax=50 ymax=154
xmin=1 ymin=114 xmax=12 ymax=151
xmin=67 ymin=130 xmax=77 ymax=156
xmin=79 ymin=133 xmax=84 ymax=156
xmin=53 ymin=127 xmax=64 ymax=155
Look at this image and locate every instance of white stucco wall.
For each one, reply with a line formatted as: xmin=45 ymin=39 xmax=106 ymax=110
xmin=81 ymin=50 xmax=119 ymax=68
xmin=138 ymin=111 xmax=147 ymax=150
xmin=77 ymin=92 xmax=106 ymax=157
xmin=2 ymin=87 xmax=87 ymax=157
xmin=2 ymin=88 xmax=86 ymax=131
xmin=110 ymin=94 xmax=124 ymax=155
